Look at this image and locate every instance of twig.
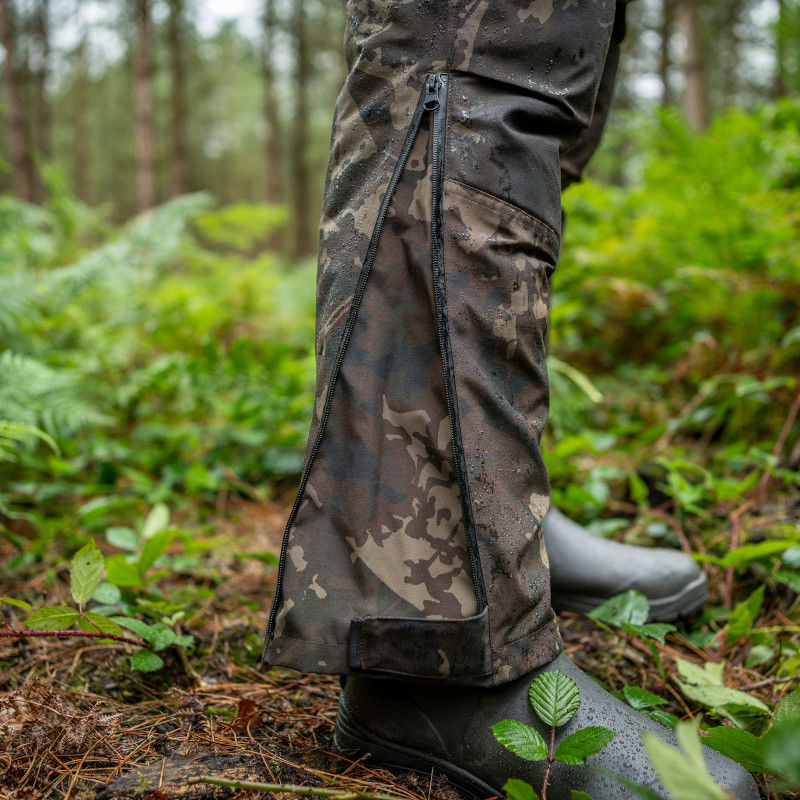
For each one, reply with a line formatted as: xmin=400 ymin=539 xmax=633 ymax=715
xmin=0 ymin=627 xmax=149 ymax=649
xmin=756 ymin=388 xmax=800 ymax=502
xmin=186 ymin=775 xmax=408 ymax=800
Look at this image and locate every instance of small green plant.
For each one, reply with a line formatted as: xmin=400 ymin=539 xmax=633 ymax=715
xmin=0 ymin=507 xmax=194 ymax=672
xmin=492 ymin=669 xmax=616 ymax=800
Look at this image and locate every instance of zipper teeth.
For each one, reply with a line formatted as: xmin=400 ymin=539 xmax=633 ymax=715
xmin=266 ymin=76 xmax=438 ymax=640
xmin=429 ymin=74 xmax=488 ymax=611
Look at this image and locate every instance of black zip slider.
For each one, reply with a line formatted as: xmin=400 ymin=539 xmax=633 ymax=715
xmin=423 ymin=74 xmax=444 ymax=111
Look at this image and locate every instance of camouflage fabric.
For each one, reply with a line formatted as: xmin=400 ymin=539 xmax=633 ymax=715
xmin=263 ymin=0 xmax=627 ymax=686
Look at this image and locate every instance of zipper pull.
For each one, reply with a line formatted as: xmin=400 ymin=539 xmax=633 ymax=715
xmin=423 ymin=74 xmax=444 ymax=111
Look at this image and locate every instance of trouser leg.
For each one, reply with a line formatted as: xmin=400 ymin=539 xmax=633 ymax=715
xmin=263 ymin=0 xmax=619 ymax=686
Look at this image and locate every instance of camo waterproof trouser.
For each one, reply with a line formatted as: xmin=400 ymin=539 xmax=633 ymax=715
xmin=263 ymin=0 xmax=630 ymax=686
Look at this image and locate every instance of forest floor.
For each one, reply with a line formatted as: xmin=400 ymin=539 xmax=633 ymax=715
xmin=2 ymin=494 xmax=798 ymax=800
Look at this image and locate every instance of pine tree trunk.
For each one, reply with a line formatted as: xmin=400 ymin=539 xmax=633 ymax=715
xmin=774 ymin=0 xmax=788 ymax=98
xmin=290 ymin=0 xmax=312 ymax=259
xmin=0 ymin=0 xmax=36 ymax=202
xmin=73 ymin=36 xmax=92 ymax=205
xmin=262 ymin=0 xmax=284 ymax=206
xmin=678 ymin=0 xmax=707 ymax=130
xmin=31 ymin=0 xmax=50 ymax=159
xmin=658 ymin=0 xmax=674 ymax=106
xmin=133 ymin=0 xmax=156 ymax=211
xmin=167 ymin=0 xmax=189 ymax=196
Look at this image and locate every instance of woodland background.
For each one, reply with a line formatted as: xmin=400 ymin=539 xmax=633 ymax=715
xmin=0 ymin=1 xmax=800 ymax=799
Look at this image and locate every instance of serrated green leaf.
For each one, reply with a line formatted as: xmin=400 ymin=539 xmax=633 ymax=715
xmin=643 ymin=726 xmax=728 ymax=800
xmin=529 ymin=670 xmax=580 ymax=727
xmin=702 ymin=726 xmax=766 ymax=773
xmin=141 ymin=503 xmax=170 ymax=540
xmin=70 ymin=543 xmax=105 ymax=605
xmin=555 ymin=726 xmax=616 ymax=765
xmin=491 ymin=720 xmax=548 ymax=761
xmin=0 ymin=597 xmax=32 ymax=610
xmin=92 ymin=582 xmax=122 ymax=605
xmin=110 ymin=616 xmax=152 ymax=640
xmin=676 ymin=679 xmax=770 ymax=715
xmin=646 ymin=710 xmax=679 ymax=730
xmin=675 ymin=658 xmax=724 ymax=686
xmin=77 ymin=612 xmax=124 ymax=637
xmin=588 ymin=590 xmax=650 ymax=626
xmin=148 ymin=624 xmax=178 ymax=651
xmin=622 ymin=686 xmax=668 ymax=711
xmin=25 ymin=606 xmax=78 ymax=630
xmin=773 ymin=687 xmax=800 ymax=726
xmin=138 ymin=529 xmax=173 ymax=576
xmin=130 ymin=650 xmax=164 ymax=672
xmin=503 ymin=778 xmax=539 ymax=800
xmin=105 ymin=526 xmax=139 ymax=552
xmin=105 ymin=554 xmax=142 ymax=588
xmin=763 ymin=717 xmax=800 ymax=779
xmin=620 ymin=622 xmax=676 ymax=643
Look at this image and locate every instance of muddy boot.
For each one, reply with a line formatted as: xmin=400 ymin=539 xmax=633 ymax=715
xmin=335 ymin=653 xmax=759 ymax=800
xmin=543 ymin=508 xmax=708 ymax=621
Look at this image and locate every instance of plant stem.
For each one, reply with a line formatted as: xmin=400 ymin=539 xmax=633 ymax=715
xmin=0 ymin=627 xmax=149 ymax=649
xmin=186 ymin=775 xmax=407 ymax=800
xmin=541 ymin=723 xmax=556 ymax=800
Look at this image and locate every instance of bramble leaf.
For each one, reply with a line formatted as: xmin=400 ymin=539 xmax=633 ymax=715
xmin=529 ymin=670 xmax=580 ymax=727
xmin=70 ymin=542 xmax=105 ymax=605
xmin=492 ymin=720 xmax=548 ymax=761
xmin=555 ymin=726 xmax=616 ymax=765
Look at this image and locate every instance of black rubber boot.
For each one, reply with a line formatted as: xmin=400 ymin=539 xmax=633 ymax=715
xmin=334 ymin=653 xmax=759 ymax=800
xmin=543 ymin=508 xmax=708 ymax=621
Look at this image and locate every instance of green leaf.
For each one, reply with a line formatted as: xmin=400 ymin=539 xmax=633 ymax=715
xmin=555 ymin=726 xmax=616 ymax=765
xmin=504 ymin=778 xmax=540 ymax=800
xmin=138 ymin=529 xmax=173 ymax=576
xmin=148 ymin=623 xmax=178 ymax=651
xmin=0 ymin=597 xmax=32 ymax=610
xmin=570 ymin=793 xmax=594 ymax=800
xmin=774 ymin=570 xmax=800 ymax=593
xmin=702 ymin=726 xmax=766 ymax=773
xmin=763 ymin=717 xmax=800 ymax=780
xmin=773 ymin=687 xmax=800 ymax=726
xmin=589 ymin=590 xmax=650 ymax=626
xmin=646 ymin=710 xmax=679 ymax=730
xmin=781 ymin=546 xmax=800 ymax=568
xmin=622 ymin=686 xmax=668 ymax=711
xmin=676 ymin=679 xmax=770 ymax=715
xmin=70 ymin=542 xmax=105 ymax=605
xmin=141 ymin=503 xmax=170 ymax=540
xmin=491 ymin=720 xmax=548 ymax=761
xmin=719 ymin=539 xmax=800 ymax=568
xmin=105 ymin=526 xmax=139 ymax=552
xmin=77 ymin=612 xmax=124 ymax=637
xmin=620 ymin=622 xmax=676 ymax=643
xmin=675 ymin=658 xmax=724 ymax=686
xmin=727 ymin=585 xmax=764 ymax=641
xmin=529 ymin=670 xmax=581 ymax=727
xmin=643 ymin=724 xmax=728 ymax=800
xmin=25 ymin=606 xmax=78 ymax=630
xmin=105 ymin=554 xmax=142 ymax=588
xmin=130 ymin=650 xmax=164 ymax=672
xmin=92 ymin=582 xmax=122 ymax=605
xmin=110 ymin=616 xmax=152 ymax=639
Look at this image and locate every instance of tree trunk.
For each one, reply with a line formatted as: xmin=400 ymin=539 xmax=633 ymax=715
xmin=262 ymin=0 xmax=284 ymax=206
xmin=31 ymin=0 xmax=50 ymax=159
xmin=167 ymin=0 xmax=189 ymax=196
xmin=290 ymin=0 xmax=312 ymax=259
xmin=678 ymin=0 xmax=707 ymax=130
xmin=133 ymin=0 xmax=156 ymax=211
xmin=73 ymin=35 xmax=92 ymax=205
xmin=774 ymin=0 xmax=788 ymax=98
xmin=0 ymin=0 xmax=36 ymax=202
xmin=658 ymin=0 xmax=674 ymax=106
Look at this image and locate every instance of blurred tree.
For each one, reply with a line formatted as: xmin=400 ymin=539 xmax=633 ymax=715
xmin=167 ymin=0 xmax=189 ymax=196
xmin=73 ymin=34 xmax=92 ymax=205
xmin=261 ymin=0 xmax=283 ymax=206
xmin=30 ymin=0 xmax=51 ymax=160
xmin=133 ymin=0 xmax=156 ymax=210
xmin=678 ymin=0 xmax=708 ymax=129
xmin=0 ymin=0 xmax=36 ymax=202
xmin=291 ymin=0 xmax=312 ymax=258
xmin=658 ymin=0 xmax=675 ymax=106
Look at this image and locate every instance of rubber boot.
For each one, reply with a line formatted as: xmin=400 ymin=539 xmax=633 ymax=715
xmin=544 ymin=508 xmax=708 ymax=621
xmin=335 ymin=653 xmax=759 ymax=800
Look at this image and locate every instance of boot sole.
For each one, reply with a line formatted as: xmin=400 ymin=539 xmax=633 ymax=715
xmin=551 ymin=573 xmax=708 ymax=621
xmin=334 ymin=700 xmax=502 ymax=800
